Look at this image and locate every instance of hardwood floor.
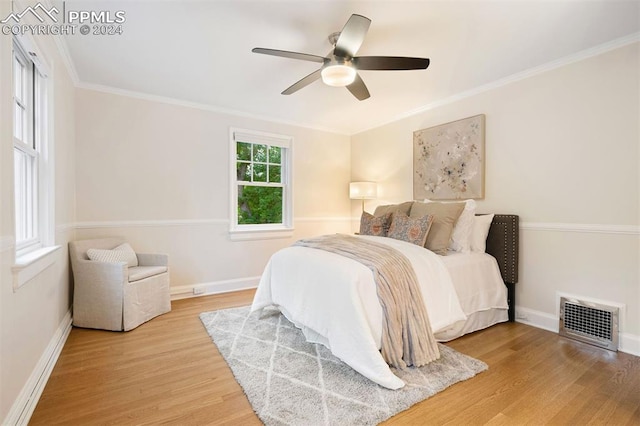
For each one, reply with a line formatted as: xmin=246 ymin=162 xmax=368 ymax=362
xmin=31 ymin=290 xmax=640 ymax=425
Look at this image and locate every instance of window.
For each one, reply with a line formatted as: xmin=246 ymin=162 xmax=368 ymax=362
xmin=12 ymin=37 xmax=51 ymax=258
xmin=230 ymin=128 xmax=292 ymax=238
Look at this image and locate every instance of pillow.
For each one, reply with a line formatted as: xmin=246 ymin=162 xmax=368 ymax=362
xmin=87 ymin=242 xmax=139 ymax=267
xmin=409 ymin=201 xmax=465 ymax=255
xmin=424 ymin=199 xmax=476 ymax=253
xmin=387 ymin=212 xmax=433 ymax=247
xmin=372 ymin=201 xmax=413 ymax=218
xmin=359 ymin=211 xmax=392 ymax=237
xmin=471 ymin=214 xmax=495 ymax=253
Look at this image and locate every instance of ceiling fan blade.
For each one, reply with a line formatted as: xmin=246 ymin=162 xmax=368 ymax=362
xmin=252 ymin=48 xmax=325 ymax=63
xmin=354 ymin=56 xmax=430 ymax=70
xmin=346 ymin=73 xmax=370 ymax=101
xmin=282 ymin=69 xmax=322 ymax=95
xmin=334 ymin=14 xmax=371 ymax=58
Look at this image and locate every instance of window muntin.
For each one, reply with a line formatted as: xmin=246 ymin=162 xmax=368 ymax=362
xmin=230 ymin=129 xmax=292 ymax=233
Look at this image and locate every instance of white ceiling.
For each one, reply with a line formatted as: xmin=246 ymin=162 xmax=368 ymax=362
xmin=56 ymin=1 xmax=639 ymax=134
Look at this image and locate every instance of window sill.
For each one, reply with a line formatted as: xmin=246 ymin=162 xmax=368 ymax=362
xmin=12 ymin=245 xmax=61 ymax=290
xmin=229 ymin=227 xmax=294 ymax=241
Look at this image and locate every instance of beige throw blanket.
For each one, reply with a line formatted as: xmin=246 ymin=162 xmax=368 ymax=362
xmin=294 ymin=234 xmax=440 ymax=369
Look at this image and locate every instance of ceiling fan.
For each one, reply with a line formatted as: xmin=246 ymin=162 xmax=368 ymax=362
xmin=252 ymin=14 xmax=430 ymax=101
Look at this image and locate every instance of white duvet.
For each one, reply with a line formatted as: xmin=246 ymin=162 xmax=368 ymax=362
xmin=251 ymin=235 xmax=467 ymax=390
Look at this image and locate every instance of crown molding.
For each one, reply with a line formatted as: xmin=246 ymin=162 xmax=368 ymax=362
xmin=51 ymin=33 xmax=80 ymax=85
xmin=44 ymin=7 xmax=639 ymax=138
xmin=75 ymin=82 xmax=350 ymax=136
xmin=353 ymin=32 xmax=640 ymax=135
xmin=39 ymin=0 xmax=80 ymax=85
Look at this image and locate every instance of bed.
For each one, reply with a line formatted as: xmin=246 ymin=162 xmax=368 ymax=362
xmin=251 ymin=207 xmax=519 ymax=390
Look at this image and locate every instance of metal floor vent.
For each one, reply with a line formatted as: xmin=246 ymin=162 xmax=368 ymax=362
xmin=559 ymin=297 xmax=619 ymax=351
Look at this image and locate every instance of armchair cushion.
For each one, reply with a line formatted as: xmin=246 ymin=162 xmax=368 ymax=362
xmin=87 ymin=242 xmax=139 ymax=267
xmin=128 ymin=266 xmax=168 ymax=282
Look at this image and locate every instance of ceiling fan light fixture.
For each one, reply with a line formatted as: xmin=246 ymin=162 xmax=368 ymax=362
xmin=321 ymin=64 xmax=356 ymax=87
xmin=252 ymin=14 xmax=429 ymax=100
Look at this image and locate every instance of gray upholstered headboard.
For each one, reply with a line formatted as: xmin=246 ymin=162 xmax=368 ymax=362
xmin=482 ymin=214 xmax=519 ymax=321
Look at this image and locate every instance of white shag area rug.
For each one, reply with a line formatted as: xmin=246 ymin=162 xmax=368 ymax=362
xmin=200 ymin=306 xmax=487 ymax=426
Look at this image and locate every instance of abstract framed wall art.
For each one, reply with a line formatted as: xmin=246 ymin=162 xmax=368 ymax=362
xmin=413 ymin=114 xmax=485 ymax=200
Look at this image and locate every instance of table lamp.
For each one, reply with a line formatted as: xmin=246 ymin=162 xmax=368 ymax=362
xmin=349 ymin=182 xmax=377 ymax=212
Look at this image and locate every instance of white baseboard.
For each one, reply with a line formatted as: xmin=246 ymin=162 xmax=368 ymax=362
xmin=515 ymin=306 xmax=558 ymax=332
xmin=619 ymin=333 xmax=640 ymax=356
xmin=515 ymin=306 xmax=640 ymax=356
xmin=170 ymin=276 xmax=260 ymax=300
xmin=4 ymin=310 xmax=72 ymax=426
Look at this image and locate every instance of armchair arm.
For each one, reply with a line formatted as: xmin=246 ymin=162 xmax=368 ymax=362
xmin=72 ymin=259 xmax=128 ymax=331
xmin=136 ymin=253 xmax=168 ymax=267
xmin=73 ymin=259 xmax=128 ymax=285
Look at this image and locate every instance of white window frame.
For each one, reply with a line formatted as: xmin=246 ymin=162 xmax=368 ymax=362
xmin=11 ymin=34 xmax=58 ymax=290
xmin=13 ymin=40 xmax=39 ymax=254
xmin=229 ymin=128 xmax=293 ymax=240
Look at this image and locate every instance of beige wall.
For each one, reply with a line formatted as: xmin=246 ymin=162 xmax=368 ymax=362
xmin=0 ymin=0 xmax=77 ymax=420
xmin=2 ymin=20 xmax=350 ymax=418
xmin=1 ymin=10 xmax=637 ymax=420
xmin=74 ymin=89 xmax=352 ymax=291
xmin=351 ymin=43 xmax=640 ymax=341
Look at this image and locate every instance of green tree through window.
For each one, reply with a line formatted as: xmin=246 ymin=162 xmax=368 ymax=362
xmin=236 ymin=141 xmax=284 ymax=225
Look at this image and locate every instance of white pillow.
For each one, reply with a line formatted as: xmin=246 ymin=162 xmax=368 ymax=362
xmin=87 ymin=243 xmax=138 ymax=267
xmin=424 ymin=199 xmax=476 ymax=253
xmin=470 ymin=214 xmax=494 ymax=253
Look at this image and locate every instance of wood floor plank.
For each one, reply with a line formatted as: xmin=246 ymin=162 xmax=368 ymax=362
xmin=30 ymin=289 xmax=640 ymax=425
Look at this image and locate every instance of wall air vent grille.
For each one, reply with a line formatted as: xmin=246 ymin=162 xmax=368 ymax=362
xmin=559 ymin=297 xmax=618 ymax=351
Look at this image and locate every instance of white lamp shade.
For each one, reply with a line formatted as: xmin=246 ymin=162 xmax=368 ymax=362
xmin=349 ymin=182 xmax=377 ymax=199
xmin=321 ymin=65 xmax=357 ymax=87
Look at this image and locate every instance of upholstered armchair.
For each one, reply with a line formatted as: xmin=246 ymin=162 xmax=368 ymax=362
xmin=69 ymin=237 xmax=171 ymax=331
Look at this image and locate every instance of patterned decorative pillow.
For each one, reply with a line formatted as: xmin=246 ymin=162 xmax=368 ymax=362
xmin=387 ymin=212 xmax=434 ymax=246
xmin=360 ymin=211 xmax=392 ymax=237
xmin=87 ymin=242 xmax=139 ymax=267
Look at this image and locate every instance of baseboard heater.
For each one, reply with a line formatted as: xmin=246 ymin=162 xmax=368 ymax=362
xmin=559 ymin=296 xmax=619 ymax=351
